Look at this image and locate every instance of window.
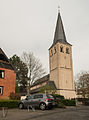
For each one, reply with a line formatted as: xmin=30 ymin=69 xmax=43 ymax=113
xmin=54 ymin=47 xmax=57 ymax=54
xmin=66 ymin=48 xmax=69 ymax=54
xmin=60 ymin=46 xmax=64 ymax=53
xmin=51 ymin=50 xmax=53 ymax=56
xmin=0 ymin=86 xmax=3 ymax=95
xmin=47 ymin=95 xmax=54 ymax=99
xmin=27 ymin=95 xmax=34 ymax=100
xmin=0 ymin=70 xmax=5 ymax=79
xmin=34 ymin=94 xmax=43 ymax=99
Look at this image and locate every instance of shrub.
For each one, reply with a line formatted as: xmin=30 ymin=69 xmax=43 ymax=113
xmin=52 ymin=94 xmax=65 ymax=108
xmin=52 ymin=94 xmax=75 ymax=107
xmin=9 ymin=92 xmax=21 ymax=100
xmin=62 ymin=99 xmax=76 ymax=106
xmin=0 ymin=100 xmax=19 ymax=108
xmin=56 ymin=102 xmax=66 ymax=108
xmin=52 ymin=94 xmax=64 ymax=100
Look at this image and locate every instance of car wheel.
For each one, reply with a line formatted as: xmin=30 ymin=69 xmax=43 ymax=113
xmin=40 ymin=103 xmax=46 ymax=110
xmin=19 ymin=103 xmax=24 ymax=109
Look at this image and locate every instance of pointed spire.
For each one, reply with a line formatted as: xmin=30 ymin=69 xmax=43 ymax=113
xmin=53 ymin=11 xmax=71 ymax=46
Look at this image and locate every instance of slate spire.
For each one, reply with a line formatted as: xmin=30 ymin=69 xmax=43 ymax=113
xmin=53 ymin=12 xmax=71 ymax=46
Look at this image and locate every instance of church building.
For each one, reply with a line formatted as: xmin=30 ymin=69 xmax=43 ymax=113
xmin=31 ymin=12 xmax=76 ymax=99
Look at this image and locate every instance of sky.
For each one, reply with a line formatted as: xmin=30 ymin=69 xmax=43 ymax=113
xmin=0 ymin=0 xmax=89 ymax=76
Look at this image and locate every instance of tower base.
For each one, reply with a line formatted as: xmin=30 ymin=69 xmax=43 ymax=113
xmin=57 ymin=89 xmax=76 ymax=99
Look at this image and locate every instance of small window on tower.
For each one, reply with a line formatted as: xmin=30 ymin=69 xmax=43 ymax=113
xmin=0 ymin=70 xmax=5 ymax=79
xmin=51 ymin=50 xmax=53 ymax=56
xmin=54 ymin=47 xmax=57 ymax=54
xmin=66 ymin=48 xmax=69 ymax=54
xmin=60 ymin=46 xmax=64 ymax=53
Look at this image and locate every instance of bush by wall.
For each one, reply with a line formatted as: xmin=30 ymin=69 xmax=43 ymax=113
xmin=62 ymin=99 xmax=76 ymax=106
xmin=9 ymin=92 xmax=21 ymax=100
xmin=52 ymin=94 xmax=64 ymax=100
xmin=52 ymin=94 xmax=65 ymax=108
xmin=0 ymin=100 xmax=19 ymax=108
xmin=52 ymin=94 xmax=76 ymax=107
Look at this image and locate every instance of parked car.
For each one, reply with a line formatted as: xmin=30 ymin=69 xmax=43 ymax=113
xmin=18 ymin=94 xmax=55 ymax=110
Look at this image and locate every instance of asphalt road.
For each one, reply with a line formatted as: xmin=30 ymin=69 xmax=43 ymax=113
xmin=0 ymin=106 xmax=89 ymax=120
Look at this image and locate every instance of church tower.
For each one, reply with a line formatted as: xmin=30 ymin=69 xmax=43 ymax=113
xmin=49 ymin=12 xmax=76 ymax=99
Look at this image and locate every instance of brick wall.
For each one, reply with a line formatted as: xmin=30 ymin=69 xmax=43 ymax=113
xmin=0 ymin=68 xmax=16 ymax=99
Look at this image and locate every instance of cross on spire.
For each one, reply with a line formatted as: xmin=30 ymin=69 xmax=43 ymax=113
xmin=58 ymin=6 xmax=60 ymax=13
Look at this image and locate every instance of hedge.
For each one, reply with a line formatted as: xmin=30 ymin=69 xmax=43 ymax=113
xmin=52 ymin=94 xmax=64 ymax=100
xmin=0 ymin=100 xmax=20 ymax=108
xmin=52 ymin=94 xmax=76 ymax=106
xmin=62 ymin=99 xmax=76 ymax=106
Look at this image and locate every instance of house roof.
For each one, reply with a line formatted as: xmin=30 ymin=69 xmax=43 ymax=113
xmin=31 ymin=74 xmax=49 ymax=87
xmin=46 ymin=81 xmax=57 ymax=89
xmin=0 ymin=48 xmax=15 ymax=70
xmin=30 ymin=81 xmax=57 ymax=94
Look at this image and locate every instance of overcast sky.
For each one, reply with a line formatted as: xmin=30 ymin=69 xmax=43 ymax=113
xmin=0 ymin=0 xmax=89 ymax=76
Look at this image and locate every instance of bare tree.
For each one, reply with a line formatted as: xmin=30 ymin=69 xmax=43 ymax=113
xmin=75 ymin=71 xmax=89 ymax=98
xmin=21 ymin=51 xmax=46 ymax=95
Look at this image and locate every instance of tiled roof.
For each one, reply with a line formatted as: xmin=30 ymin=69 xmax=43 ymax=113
xmin=0 ymin=62 xmax=14 ymax=70
xmin=0 ymin=48 xmax=15 ymax=70
xmin=30 ymin=81 xmax=57 ymax=94
xmin=31 ymin=74 xmax=49 ymax=87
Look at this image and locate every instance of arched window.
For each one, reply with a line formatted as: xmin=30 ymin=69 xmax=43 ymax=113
xmin=54 ymin=47 xmax=57 ymax=54
xmin=60 ymin=46 xmax=64 ymax=53
xmin=66 ymin=48 xmax=69 ymax=54
xmin=51 ymin=50 xmax=53 ymax=56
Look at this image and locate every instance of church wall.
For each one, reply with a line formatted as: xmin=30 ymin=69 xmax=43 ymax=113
xmin=49 ymin=42 xmax=76 ymax=98
xmin=49 ymin=44 xmax=59 ymax=89
xmin=57 ymin=89 xmax=76 ymax=99
xmin=59 ymin=68 xmax=74 ymax=89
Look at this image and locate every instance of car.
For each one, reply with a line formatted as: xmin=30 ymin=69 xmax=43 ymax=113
xmin=18 ymin=94 xmax=55 ymax=110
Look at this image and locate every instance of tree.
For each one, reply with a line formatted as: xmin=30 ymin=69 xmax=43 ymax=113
xmin=21 ymin=52 xmax=46 ymax=95
xmin=15 ymin=82 xmax=20 ymax=93
xmin=75 ymin=71 xmax=89 ymax=98
xmin=10 ymin=55 xmax=28 ymax=93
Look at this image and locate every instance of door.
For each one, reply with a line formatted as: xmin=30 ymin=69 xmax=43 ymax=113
xmin=33 ymin=94 xmax=43 ymax=107
xmin=26 ymin=95 xmax=34 ymax=107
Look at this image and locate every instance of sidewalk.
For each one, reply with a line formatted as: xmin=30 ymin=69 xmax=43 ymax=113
xmin=0 ymin=108 xmax=65 ymax=120
xmin=0 ymin=106 xmax=89 ymax=120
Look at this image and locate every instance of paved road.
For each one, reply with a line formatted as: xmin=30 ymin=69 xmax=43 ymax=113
xmin=0 ymin=106 xmax=89 ymax=120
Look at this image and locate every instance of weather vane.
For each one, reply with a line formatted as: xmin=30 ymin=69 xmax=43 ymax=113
xmin=58 ymin=6 xmax=60 ymax=13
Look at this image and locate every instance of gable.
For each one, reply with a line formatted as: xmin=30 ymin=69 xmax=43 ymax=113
xmin=0 ymin=48 xmax=14 ymax=71
xmin=0 ymin=48 xmax=9 ymax=62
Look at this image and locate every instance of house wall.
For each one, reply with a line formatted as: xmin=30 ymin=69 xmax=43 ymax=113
xmin=0 ymin=68 xmax=16 ymax=99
